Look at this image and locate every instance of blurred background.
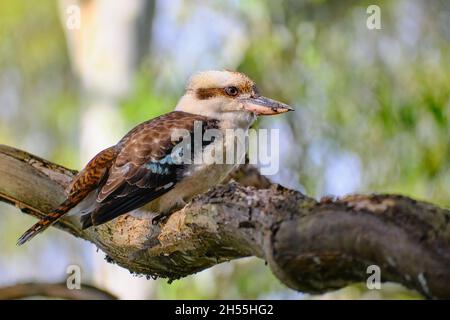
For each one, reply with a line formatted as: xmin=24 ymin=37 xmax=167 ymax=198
xmin=0 ymin=0 xmax=449 ymax=299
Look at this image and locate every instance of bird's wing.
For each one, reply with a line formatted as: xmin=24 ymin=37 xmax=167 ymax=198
xmin=67 ymin=146 xmax=119 ymax=200
xmin=82 ymin=111 xmax=219 ymax=228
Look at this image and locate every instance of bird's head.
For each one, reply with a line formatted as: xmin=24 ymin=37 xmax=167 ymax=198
xmin=175 ymin=70 xmax=293 ymax=127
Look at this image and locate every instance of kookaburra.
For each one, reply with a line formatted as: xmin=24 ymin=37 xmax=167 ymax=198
xmin=17 ymin=70 xmax=292 ymax=245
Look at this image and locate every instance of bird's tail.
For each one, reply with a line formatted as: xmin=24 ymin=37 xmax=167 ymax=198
xmin=17 ymin=199 xmax=74 ymax=246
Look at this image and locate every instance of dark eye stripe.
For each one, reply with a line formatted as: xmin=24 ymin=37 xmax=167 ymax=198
xmin=195 ymin=84 xmax=255 ymax=100
xmin=195 ymin=88 xmax=226 ymax=100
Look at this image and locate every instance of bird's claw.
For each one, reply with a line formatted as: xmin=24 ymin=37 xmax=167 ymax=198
xmin=151 ymin=213 xmax=168 ymax=225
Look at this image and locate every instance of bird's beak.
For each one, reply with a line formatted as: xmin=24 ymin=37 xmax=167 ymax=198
xmin=240 ymin=96 xmax=294 ymax=115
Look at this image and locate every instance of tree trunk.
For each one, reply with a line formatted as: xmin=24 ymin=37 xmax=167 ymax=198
xmin=0 ymin=144 xmax=448 ymax=299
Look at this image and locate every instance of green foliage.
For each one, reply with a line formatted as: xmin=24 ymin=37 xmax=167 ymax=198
xmin=120 ymin=70 xmax=177 ymax=127
xmin=237 ymin=0 xmax=450 ymax=207
xmin=0 ymin=0 xmax=78 ymax=168
xmin=0 ymin=0 xmax=448 ymax=299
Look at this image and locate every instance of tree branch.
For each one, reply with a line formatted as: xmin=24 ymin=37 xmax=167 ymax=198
xmin=0 ymin=144 xmax=449 ymax=298
xmin=0 ymin=282 xmax=117 ymax=300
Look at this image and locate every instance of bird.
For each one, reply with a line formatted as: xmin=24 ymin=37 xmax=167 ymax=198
xmin=17 ymin=70 xmax=293 ymax=245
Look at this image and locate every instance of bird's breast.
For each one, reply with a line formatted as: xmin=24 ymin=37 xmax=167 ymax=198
xmin=146 ymin=129 xmax=248 ymax=214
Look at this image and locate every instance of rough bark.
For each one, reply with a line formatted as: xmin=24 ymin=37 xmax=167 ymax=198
xmin=0 ymin=144 xmax=449 ymax=299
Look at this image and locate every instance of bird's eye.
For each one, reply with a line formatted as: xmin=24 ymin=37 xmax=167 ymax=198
xmin=224 ymin=86 xmax=239 ymax=97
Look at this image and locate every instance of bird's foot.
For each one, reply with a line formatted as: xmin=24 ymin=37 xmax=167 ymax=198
xmin=151 ymin=213 xmax=168 ymax=225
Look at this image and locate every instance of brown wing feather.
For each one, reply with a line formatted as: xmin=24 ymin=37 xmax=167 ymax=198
xmin=97 ymin=111 xmax=210 ymax=202
xmin=81 ymin=111 xmax=220 ymax=228
xmin=17 ymin=146 xmax=119 ymax=245
xmin=68 ymin=146 xmax=119 ymax=199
